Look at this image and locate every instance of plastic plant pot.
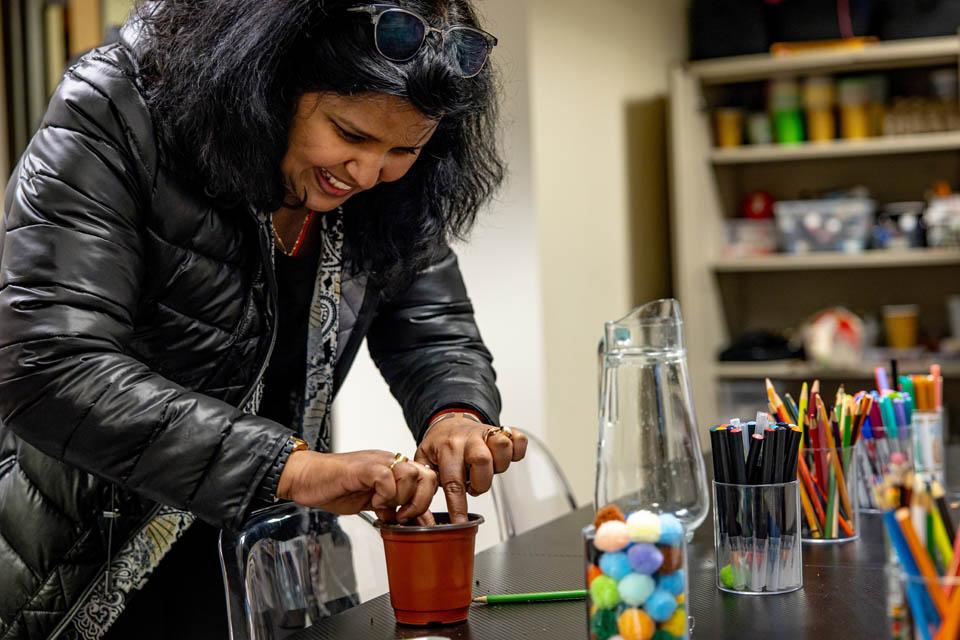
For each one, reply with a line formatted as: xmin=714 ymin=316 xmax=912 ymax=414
xmin=377 ymin=513 xmax=484 ymax=625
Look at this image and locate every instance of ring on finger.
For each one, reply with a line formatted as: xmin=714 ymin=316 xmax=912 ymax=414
xmin=389 ymin=452 xmax=409 ymax=470
xmin=482 ymin=427 xmax=503 ymax=443
xmin=500 ymin=426 xmax=514 ymax=440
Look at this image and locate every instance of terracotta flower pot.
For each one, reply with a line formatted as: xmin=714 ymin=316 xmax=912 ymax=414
xmin=377 ymin=513 xmax=484 ymax=625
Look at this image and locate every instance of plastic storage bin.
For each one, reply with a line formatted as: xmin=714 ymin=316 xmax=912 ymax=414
xmin=773 ymin=198 xmax=874 ymax=254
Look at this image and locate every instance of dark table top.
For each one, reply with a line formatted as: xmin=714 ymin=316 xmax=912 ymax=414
xmin=294 ymin=450 xmax=958 ymax=640
xmin=294 ymin=511 xmax=892 ymax=640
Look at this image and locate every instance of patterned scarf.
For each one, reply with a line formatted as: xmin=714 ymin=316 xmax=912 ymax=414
xmin=297 ymin=208 xmax=345 ymax=451
xmin=58 ymin=209 xmax=345 ymax=639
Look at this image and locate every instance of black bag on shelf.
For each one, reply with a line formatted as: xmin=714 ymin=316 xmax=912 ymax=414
xmin=689 ymin=0 xmax=770 ymax=60
xmin=875 ymin=0 xmax=960 ymax=40
xmin=766 ymin=0 xmax=876 ymax=42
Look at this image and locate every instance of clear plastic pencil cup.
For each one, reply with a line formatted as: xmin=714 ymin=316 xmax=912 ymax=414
xmin=858 ymin=423 xmax=914 ymax=514
xmin=799 ymin=444 xmax=860 ymax=543
xmin=886 ymin=566 xmax=960 ymax=640
xmin=912 ymin=411 xmax=945 ymax=484
xmin=583 ymin=521 xmax=690 ymax=639
xmin=712 ymin=480 xmax=802 ymax=595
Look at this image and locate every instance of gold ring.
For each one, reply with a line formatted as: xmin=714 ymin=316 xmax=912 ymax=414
xmin=389 ymin=452 xmax=408 ymax=470
xmin=482 ymin=427 xmax=502 ymax=443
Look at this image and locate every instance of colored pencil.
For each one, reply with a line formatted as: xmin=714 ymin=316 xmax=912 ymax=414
xmin=896 ymin=508 xmax=949 ymax=618
xmin=473 ymin=590 xmax=587 ymax=604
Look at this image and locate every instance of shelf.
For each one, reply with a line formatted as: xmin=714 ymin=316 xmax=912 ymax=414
xmin=716 ymin=360 xmax=960 ymax=381
xmin=689 ymin=36 xmax=960 ymax=85
xmin=710 ymin=131 xmax=960 ymax=164
xmin=713 ymin=249 xmax=960 ymax=273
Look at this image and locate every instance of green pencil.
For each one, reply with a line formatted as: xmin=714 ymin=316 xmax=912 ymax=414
xmin=472 ymin=590 xmax=586 ymax=604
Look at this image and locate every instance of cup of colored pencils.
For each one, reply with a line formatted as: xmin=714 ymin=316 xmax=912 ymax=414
xmin=765 ymin=378 xmax=862 ymax=543
xmin=877 ymin=468 xmax=960 ymax=640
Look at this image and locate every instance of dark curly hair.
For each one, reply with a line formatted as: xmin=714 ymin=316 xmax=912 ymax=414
xmin=133 ymin=0 xmax=504 ymax=288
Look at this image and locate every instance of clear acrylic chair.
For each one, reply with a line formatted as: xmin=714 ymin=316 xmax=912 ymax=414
xmin=219 ymin=503 xmax=388 ymax=640
xmin=491 ymin=430 xmax=578 ymax=539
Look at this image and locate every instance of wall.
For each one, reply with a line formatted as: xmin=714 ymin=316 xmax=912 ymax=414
xmin=527 ymin=0 xmax=688 ymax=504
xmin=334 ymin=0 xmax=689 ymax=555
xmin=332 ymin=0 xmax=543 ymax=555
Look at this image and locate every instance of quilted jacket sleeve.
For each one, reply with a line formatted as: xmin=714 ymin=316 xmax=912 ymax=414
xmin=367 ymin=247 xmax=501 ymax=441
xmin=0 ymin=50 xmax=292 ymax=531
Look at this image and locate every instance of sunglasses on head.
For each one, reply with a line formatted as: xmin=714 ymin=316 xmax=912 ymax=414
xmin=346 ymin=3 xmax=498 ymax=78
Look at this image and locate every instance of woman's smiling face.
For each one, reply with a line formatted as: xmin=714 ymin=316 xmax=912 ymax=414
xmin=281 ymin=92 xmax=438 ymax=212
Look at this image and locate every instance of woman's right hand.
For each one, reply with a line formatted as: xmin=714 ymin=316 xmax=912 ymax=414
xmin=276 ymin=449 xmax=439 ymax=524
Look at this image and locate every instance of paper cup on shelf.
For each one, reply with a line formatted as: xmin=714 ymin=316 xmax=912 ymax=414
xmin=883 ymin=304 xmax=919 ymax=349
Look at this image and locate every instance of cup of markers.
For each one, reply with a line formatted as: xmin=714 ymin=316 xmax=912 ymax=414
xmin=584 ymin=506 xmax=689 ymax=640
xmin=856 ymin=387 xmax=915 ymax=513
xmin=709 ymin=422 xmax=803 ymax=594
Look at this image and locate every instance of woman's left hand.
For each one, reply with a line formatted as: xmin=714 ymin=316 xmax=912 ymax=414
xmin=415 ymin=416 xmax=528 ymax=524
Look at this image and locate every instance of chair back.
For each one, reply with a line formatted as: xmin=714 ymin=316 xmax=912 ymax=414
xmin=491 ymin=431 xmax=577 ymax=539
xmin=219 ymin=504 xmax=387 ymax=640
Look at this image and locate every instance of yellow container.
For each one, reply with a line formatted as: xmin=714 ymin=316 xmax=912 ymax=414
xmin=806 ymin=109 xmax=836 ymax=142
xmin=883 ymin=304 xmax=919 ymax=349
xmin=715 ymin=108 xmax=743 ymax=148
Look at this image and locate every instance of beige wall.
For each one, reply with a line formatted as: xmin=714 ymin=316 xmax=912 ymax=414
xmin=333 ymin=0 xmax=541 ymax=554
xmin=528 ymin=0 xmax=688 ymax=504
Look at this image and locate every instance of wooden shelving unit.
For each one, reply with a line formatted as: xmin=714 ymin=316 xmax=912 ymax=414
xmin=713 ymin=248 xmax=960 ymax=273
xmin=689 ymin=36 xmax=960 ymax=84
xmin=669 ymin=36 xmax=960 ymax=428
xmin=710 ymin=131 xmax=960 ymax=164
xmin=715 ymin=361 xmax=960 ymax=381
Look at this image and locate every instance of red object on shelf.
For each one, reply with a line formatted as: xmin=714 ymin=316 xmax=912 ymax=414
xmin=742 ymin=191 xmax=776 ymax=219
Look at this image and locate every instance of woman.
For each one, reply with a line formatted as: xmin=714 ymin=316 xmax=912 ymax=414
xmin=0 ymin=1 xmax=526 ymax=637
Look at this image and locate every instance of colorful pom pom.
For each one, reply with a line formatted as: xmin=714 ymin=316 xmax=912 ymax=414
xmin=659 ymin=606 xmax=688 ymax=637
xmin=657 ymin=570 xmax=684 ymax=596
xmin=600 ymin=552 xmax=633 ymax=581
xmin=657 ymin=514 xmax=684 ymax=546
xmin=626 ymin=510 xmax=661 ymax=543
xmin=627 ymin=543 xmax=663 ymax=575
xmin=645 ymin=589 xmax=678 ymax=623
xmin=658 ymin=544 xmax=683 ymax=573
xmin=591 ymin=607 xmax=620 ymax=640
xmin=590 ymin=575 xmax=621 ymax=609
xmin=595 ymin=520 xmax=631 ymax=552
xmin=618 ymin=573 xmax=655 ymax=606
xmin=588 ymin=563 xmax=603 ymax=586
xmin=594 ymin=504 xmax=627 ymax=528
xmin=719 ymin=564 xmax=734 ymax=588
xmin=617 ymin=607 xmax=655 ymax=640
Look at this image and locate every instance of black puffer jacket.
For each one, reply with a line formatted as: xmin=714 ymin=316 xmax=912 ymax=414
xmin=0 ymin=40 xmax=500 ymax=639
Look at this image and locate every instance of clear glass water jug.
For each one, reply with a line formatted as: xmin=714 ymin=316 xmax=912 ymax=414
xmin=596 ymin=299 xmax=709 ymax=534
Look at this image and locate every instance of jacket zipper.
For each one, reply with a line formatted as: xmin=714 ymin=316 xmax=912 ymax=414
xmin=238 ymin=208 xmax=280 ymax=409
xmin=49 ymin=209 xmax=280 ymax=639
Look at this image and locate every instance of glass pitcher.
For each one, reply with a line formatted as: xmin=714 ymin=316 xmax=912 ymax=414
xmin=596 ymin=299 xmax=709 ymax=534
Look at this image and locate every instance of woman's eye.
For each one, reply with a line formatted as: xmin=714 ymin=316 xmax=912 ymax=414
xmin=336 ymin=126 xmax=365 ymax=143
xmin=395 ymin=147 xmax=420 ymax=156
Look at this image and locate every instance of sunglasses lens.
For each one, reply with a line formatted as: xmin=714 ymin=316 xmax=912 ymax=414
xmin=375 ymin=10 xmax=426 ymax=60
xmin=445 ymin=28 xmax=491 ymax=77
